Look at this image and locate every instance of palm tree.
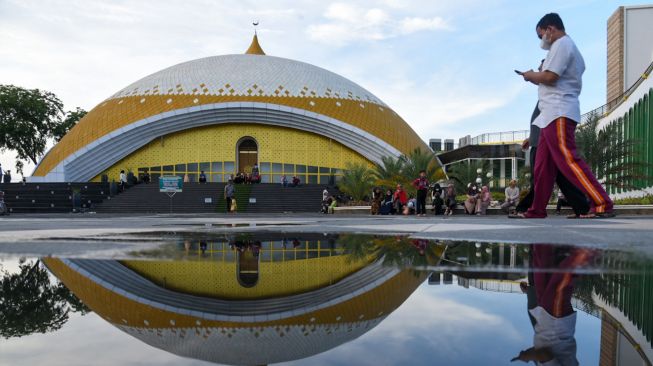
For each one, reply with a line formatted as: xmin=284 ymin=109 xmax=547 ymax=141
xmin=372 ymin=155 xmax=404 ymax=188
xmin=401 ymin=148 xmax=445 ymax=182
xmin=446 ymin=160 xmax=490 ymax=194
xmin=339 ymin=162 xmax=375 ymax=202
xmin=576 ymin=112 xmax=651 ymax=191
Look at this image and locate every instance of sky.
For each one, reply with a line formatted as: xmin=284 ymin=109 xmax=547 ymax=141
xmin=0 ymin=0 xmax=646 ymax=178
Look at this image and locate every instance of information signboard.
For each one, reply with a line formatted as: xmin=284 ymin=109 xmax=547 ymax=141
xmin=159 ymin=176 xmax=183 ymax=193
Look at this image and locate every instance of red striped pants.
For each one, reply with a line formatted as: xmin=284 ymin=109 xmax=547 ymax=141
xmin=527 ymin=118 xmax=613 ymax=218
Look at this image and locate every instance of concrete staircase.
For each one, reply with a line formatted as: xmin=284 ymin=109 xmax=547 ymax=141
xmin=94 ymin=183 xmax=227 ymax=214
xmin=0 ymin=182 xmax=110 ymax=214
xmin=92 ymin=183 xmax=339 ymax=214
xmin=246 ymin=184 xmax=337 ymax=213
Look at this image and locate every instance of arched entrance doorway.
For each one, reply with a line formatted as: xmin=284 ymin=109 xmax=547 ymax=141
xmin=237 ymin=137 xmax=258 ymax=173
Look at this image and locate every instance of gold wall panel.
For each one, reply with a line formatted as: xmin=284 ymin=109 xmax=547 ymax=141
xmin=44 ymin=258 xmax=426 ymax=330
xmin=34 ymin=94 xmax=429 ymax=177
xmin=93 ymin=123 xmax=372 ymax=182
xmin=121 ymin=255 xmax=370 ymax=300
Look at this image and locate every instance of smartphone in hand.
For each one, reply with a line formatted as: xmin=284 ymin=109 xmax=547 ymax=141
xmin=514 ymin=70 xmax=523 ymax=75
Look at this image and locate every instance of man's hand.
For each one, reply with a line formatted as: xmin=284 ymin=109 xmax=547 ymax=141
xmin=521 ymin=69 xmax=534 ymax=82
xmin=521 ymin=138 xmax=530 ymax=150
xmin=522 ymin=70 xmax=559 ymax=86
xmin=511 ymin=347 xmax=554 ymax=363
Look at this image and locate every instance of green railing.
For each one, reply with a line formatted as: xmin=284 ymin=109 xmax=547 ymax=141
xmin=600 ymin=87 xmax=653 ymax=194
xmin=581 ymin=59 xmax=653 ymax=124
xmin=594 ymin=259 xmax=653 ymax=346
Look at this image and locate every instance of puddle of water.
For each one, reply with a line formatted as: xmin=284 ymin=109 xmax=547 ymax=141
xmin=151 ymin=222 xmax=306 ymax=227
xmin=1 ymin=233 xmax=651 ymax=365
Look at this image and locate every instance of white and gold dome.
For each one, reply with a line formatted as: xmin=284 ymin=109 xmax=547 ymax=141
xmin=44 ymin=254 xmax=427 ymax=365
xmin=32 ymin=35 xmax=430 ymax=182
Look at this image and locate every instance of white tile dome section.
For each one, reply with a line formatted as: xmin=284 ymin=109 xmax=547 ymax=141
xmin=119 ymin=320 xmax=384 ymax=365
xmin=110 ymin=54 xmax=387 ymax=106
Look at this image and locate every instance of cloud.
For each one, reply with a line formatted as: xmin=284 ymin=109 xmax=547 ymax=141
xmin=307 ymin=2 xmax=451 ymax=46
xmin=400 ymin=16 xmax=450 ymax=34
xmin=288 ymin=286 xmax=524 ymax=366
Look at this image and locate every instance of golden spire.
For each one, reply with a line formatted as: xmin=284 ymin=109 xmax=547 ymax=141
xmin=245 ymin=33 xmax=266 ymax=55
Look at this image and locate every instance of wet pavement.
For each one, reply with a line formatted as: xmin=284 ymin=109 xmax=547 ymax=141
xmin=1 ymin=214 xmax=652 ymax=365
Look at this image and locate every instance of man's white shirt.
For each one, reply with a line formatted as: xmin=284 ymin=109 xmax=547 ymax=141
xmin=533 ymin=35 xmax=585 ymax=129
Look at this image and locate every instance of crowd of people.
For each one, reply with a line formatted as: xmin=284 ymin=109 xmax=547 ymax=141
xmin=368 ymin=183 xmax=450 ymax=216
xmin=363 ymin=173 xmax=575 ymax=217
xmin=367 ymin=170 xmax=461 ymax=216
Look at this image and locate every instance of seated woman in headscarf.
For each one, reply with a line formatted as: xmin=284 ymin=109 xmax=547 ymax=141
xmin=464 ymin=179 xmax=480 ymax=215
xmin=380 ymin=189 xmax=394 ymax=215
xmin=370 ymin=187 xmax=383 ymax=215
xmin=430 ymin=182 xmax=444 ymax=215
xmin=475 ymin=185 xmax=492 ymax=215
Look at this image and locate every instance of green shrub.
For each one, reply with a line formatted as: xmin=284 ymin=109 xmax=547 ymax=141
xmin=612 ymin=194 xmax=653 ymax=205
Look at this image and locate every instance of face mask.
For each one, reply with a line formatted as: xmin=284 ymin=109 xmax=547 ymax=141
xmin=540 ymin=30 xmax=551 ymax=50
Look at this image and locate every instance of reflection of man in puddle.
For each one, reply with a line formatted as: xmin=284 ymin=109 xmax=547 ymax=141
xmin=512 ymin=244 xmax=593 ymax=365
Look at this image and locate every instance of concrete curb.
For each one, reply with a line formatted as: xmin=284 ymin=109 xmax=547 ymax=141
xmin=333 ymin=205 xmax=653 ymax=216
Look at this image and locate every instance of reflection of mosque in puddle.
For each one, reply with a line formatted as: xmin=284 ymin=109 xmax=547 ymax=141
xmin=43 ymin=233 xmax=443 ymax=365
xmin=40 ymin=236 xmax=653 ymax=365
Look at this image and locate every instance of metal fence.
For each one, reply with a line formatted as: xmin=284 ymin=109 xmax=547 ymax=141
xmin=471 ymin=130 xmax=529 ymax=145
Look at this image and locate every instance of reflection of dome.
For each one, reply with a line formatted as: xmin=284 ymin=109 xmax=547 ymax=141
xmin=119 ymin=233 xmax=374 ymax=300
xmin=32 ymin=35 xmax=430 ymax=182
xmin=45 ymin=256 xmax=426 ymax=365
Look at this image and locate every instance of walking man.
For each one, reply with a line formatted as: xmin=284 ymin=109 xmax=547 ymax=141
xmin=515 ymin=99 xmax=589 ymax=217
xmin=412 ymin=170 xmax=429 ymax=217
xmin=517 ymin=13 xmax=613 ymax=219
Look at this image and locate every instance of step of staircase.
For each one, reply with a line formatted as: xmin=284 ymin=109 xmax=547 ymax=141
xmin=92 ymin=183 xmax=340 ymax=213
xmin=0 ymin=182 xmax=110 ymax=214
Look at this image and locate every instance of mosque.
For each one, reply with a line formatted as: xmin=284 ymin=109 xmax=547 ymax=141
xmin=30 ymin=34 xmax=430 ymax=184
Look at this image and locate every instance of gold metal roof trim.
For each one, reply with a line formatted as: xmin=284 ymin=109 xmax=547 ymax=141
xmin=245 ymin=34 xmax=265 ymax=55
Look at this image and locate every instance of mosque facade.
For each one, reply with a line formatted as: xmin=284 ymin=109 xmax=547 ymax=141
xmin=31 ymin=35 xmax=429 ymax=184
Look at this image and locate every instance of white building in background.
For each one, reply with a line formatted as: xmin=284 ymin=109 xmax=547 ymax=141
xmin=607 ymin=4 xmax=653 ymax=102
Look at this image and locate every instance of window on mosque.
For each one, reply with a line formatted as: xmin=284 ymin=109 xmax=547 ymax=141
xmin=211 ymin=162 xmax=222 ymax=173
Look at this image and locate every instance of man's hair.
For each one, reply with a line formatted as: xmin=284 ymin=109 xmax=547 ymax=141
xmin=536 ymin=13 xmax=565 ymax=31
xmin=419 ymin=169 xmax=426 ymax=174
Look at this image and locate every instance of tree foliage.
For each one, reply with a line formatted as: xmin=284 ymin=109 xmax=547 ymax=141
xmin=400 ymin=148 xmax=445 ymax=185
xmin=53 ymin=107 xmax=87 ymax=142
xmin=0 ymin=258 xmax=90 ymax=339
xmin=371 ymin=148 xmax=445 ymax=194
xmin=576 ymin=112 xmax=652 ymax=191
xmin=446 ymin=160 xmax=491 ymax=193
xmin=339 ymin=162 xmax=375 ymax=201
xmin=339 ymin=234 xmax=442 ymax=269
xmin=0 ymin=85 xmax=86 ymax=174
xmin=372 ymin=155 xmax=405 ymax=188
